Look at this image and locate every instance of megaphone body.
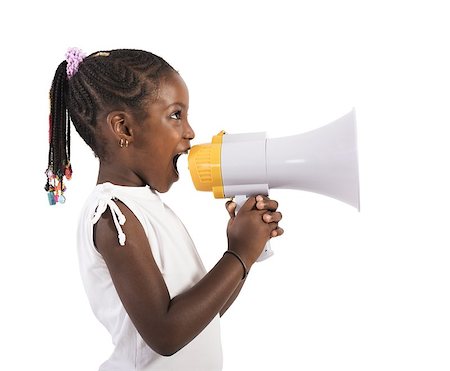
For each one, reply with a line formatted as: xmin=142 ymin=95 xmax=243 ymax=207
xmin=188 ymin=109 xmax=360 ymax=261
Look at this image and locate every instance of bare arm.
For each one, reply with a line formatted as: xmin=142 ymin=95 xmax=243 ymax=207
xmin=95 ymin=196 xmax=282 ymax=356
xmin=220 ymin=279 xmax=245 ymax=317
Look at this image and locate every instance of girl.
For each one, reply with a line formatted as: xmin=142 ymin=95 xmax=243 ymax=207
xmin=45 ymin=48 xmax=283 ymax=370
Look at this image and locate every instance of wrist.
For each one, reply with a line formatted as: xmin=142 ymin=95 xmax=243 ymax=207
xmin=223 ymin=250 xmax=249 ymax=280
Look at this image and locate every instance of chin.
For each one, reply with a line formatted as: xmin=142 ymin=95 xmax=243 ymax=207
xmin=153 ymin=182 xmax=175 ymax=193
xmin=157 ymin=187 xmax=171 ymax=193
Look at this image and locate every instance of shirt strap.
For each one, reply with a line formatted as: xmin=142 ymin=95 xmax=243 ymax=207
xmin=91 ymin=186 xmax=127 ymax=246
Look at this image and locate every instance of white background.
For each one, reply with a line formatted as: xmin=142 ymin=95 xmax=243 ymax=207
xmin=1 ymin=1 xmax=449 ymax=370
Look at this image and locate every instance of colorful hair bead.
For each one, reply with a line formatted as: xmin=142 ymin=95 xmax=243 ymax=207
xmin=47 ymin=190 xmax=56 ymax=205
xmin=45 ymin=163 xmax=72 ymax=206
xmin=64 ymin=163 xmax=73 ymax=180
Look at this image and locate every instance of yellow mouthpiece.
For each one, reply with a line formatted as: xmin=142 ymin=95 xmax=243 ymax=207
xmin=188 ymin=131 xmax=225 ymax=198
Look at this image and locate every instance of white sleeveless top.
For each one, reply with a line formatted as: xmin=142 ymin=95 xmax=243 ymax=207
xmin=77 ymin=182 xmax=222 ymax=371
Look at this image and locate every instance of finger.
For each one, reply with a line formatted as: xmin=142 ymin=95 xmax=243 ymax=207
xmin=270 ymin=227 xmax=284 ymax=238
xmin=225 ymin=200 xmax=237 ymax=218
xmin=262 ymin=211 xmax=282 ymax=223
xmin=255 ymin=195 xmax=279 ymax=212
xmin=238 ymin=196 xmax=257 ymax=212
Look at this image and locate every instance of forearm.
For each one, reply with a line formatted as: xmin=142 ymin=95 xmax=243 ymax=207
xmin=159 ymin=253 xmax=248 ymax=354
xmin=220 ymin=278 xmax=246 ymax=317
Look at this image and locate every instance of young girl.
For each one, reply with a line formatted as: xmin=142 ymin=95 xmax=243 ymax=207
xmin=45 ymin=48 xmax=283 ymax=370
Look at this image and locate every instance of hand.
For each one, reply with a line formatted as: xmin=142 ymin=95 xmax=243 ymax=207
xmin=254 ymin=195 xmax=284 ymax=238
xmin=225 ymin=195 xmax=283 ymax=267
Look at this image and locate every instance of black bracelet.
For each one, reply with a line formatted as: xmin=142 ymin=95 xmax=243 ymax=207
xmin=223 ymin=250 xmax=249 ymax=280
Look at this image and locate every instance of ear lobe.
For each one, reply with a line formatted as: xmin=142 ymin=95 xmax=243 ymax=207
xmin=106 ymin=111 xmax=133 ymax=142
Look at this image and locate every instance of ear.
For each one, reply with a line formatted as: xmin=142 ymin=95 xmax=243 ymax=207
xmin=106 ymin=111 xmax=134 ymax=144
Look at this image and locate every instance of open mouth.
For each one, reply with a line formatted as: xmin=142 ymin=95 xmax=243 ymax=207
xmin=172 ymin=150 xmax=189 ymax=175
xmin=172 ymin=154 xmax=181 ymax=175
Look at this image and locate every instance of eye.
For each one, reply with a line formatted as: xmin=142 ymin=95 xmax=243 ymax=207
xmin=170 ymin=110 xmax=182 ymax=120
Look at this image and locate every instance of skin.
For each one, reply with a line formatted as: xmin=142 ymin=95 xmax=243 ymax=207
xmin=94 ymin=71 xmax=284 ymax=356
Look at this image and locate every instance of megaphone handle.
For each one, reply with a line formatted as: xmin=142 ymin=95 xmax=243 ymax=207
xmin=234 ymin=195 xmax=274 ymax=263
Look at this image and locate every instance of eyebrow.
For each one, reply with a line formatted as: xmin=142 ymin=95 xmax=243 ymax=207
xmin=167 ymin=102 xmax=188 ymax=110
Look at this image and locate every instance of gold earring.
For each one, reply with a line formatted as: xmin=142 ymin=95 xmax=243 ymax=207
xmin=119 ymin=138 xmax=129 ymax=148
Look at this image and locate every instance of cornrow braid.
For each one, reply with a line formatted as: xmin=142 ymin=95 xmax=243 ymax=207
xmin=45 ymin=48 xmax=176 ymax=205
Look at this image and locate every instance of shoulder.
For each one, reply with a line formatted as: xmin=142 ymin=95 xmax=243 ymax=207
xmin=94 ymin=198 xmax=149 ymax=264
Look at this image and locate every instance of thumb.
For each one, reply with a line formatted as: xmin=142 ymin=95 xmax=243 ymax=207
xmin=225 ymin=200 xmax=237 ymax=219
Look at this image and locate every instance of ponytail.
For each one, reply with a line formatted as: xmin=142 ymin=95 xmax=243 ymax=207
xmin=45 ymin=61 xmax=72 ymax=205
xmin=45 ymin=48 xmax=85 ymax=205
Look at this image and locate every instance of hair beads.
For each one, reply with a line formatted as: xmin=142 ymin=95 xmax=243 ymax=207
xmin=45 ymin=164 xmax=72 ymax=205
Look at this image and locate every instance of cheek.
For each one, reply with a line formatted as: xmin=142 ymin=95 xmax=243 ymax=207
xmin=166 ymin=125 xmax=183 ymax=140
xmin=135 ymin=123 xmax=182 ymax=158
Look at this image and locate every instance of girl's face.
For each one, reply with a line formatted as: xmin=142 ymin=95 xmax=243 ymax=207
xmin=132 ymin=72 xmax=195 ymax=192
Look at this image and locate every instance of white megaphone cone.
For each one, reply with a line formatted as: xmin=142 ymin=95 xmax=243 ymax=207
xmin=266 ymin=109 xmax=360 ymax=210
xmin=188 ymin=109 xmax=360 ymax=261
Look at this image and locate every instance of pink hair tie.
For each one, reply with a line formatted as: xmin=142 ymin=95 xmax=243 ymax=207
xmin=65 ymin=47 xmax=86 ymax=79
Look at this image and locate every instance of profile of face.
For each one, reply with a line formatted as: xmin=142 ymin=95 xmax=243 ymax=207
xmin=126 ymin=72 xmax=195 ymax=192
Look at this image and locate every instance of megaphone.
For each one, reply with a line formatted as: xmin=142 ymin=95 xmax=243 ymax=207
xmin=188 ymin=109 xmax=360 ymax=261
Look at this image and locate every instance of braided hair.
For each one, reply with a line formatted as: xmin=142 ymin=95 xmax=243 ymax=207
xmin=45 ymin=49 xmax=176 ymax=205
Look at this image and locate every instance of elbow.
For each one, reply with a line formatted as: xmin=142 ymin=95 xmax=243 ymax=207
xmin=152 ymin=342 xmax=182 ymax=357
xmin=158 ymin=348 xmax=181 ymax=357
xmin=142 ymin=329 xmax=188 ymax=357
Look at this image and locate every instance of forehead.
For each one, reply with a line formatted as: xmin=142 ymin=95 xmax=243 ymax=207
xmin=153 ymin=72 xmax=189 ymax=109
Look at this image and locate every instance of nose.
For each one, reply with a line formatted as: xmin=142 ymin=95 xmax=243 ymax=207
xmin=183 ymin=120 xmax=195 ymax=140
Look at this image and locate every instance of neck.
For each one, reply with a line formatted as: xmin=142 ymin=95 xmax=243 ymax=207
xmin=97 ymin=161 xmax=145 ymax=187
